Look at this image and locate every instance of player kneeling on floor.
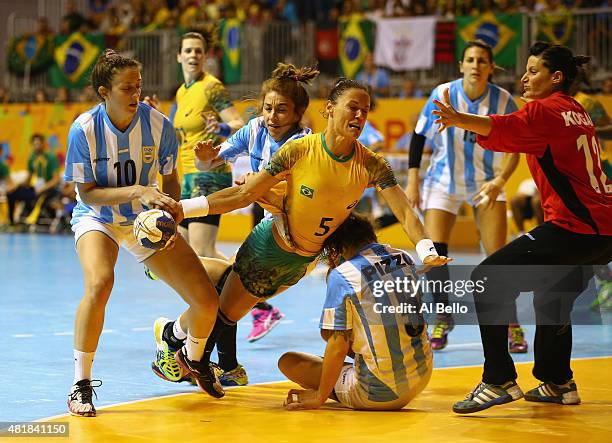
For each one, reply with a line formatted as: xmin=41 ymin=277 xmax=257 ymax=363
xmin=279 ymin=214 xmax=432 ymax=411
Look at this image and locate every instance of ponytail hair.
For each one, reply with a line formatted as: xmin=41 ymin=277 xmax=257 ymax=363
xmin=258 ymin=63 xmax=320 ymax=117
xmin=91 ymin=49 xmax=141 ymax=100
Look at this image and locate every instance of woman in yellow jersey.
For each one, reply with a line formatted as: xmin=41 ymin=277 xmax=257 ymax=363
xmin=173 ymin=31 xmax=244 ymax=258
xmin=151 ymin=63 xmax=320 ymax=388
xmin=168 ymin=79 xmax=450 ymax=386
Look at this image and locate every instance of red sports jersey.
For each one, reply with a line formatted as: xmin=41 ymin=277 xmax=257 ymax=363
xmin=477 ymin=91 xmax=612 ymax=235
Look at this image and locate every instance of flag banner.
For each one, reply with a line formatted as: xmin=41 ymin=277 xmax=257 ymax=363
xmin=537 ymin=10 xmax=573 ymax=45
xmin=7 ymin=34 xmax=54 ymax=75
xmin=373 ymin=17 xmax=436 ymax=71
xmin=220 ymin=18 xmax=241 ymax=84
xmin=49 ymin=32 xmax=104 ymax=88
xmin=456 ymin=12 xmax=522 ymax=67
xmin=338 ymin=17 xmax=374 ymax=79
xmin=316 ymin=29 xmax=339 ymax=61
xmin=435 ymin=21 xmax=456 ymax=63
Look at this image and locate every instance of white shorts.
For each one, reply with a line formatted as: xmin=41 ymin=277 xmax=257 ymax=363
xmin=421 ymin=184 xmax=506 ymax=215
xmin=333 ymin=364 xmax=432 ymax=411
xmin=72 ymin=216 xmax=156 ymax=263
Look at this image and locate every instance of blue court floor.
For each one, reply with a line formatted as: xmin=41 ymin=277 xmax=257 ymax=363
xmin=1 ymin=233 xmax=610 ymax=422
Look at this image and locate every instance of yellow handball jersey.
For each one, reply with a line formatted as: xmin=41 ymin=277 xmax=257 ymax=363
xmin=264 ymin=133 xmax=397 ymax=255
xmin=173 ymin=73 xmax=233 ymax=174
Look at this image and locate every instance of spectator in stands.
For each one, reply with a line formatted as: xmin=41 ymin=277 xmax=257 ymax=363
xmin=0 ymin=145 xmax=16 ymax=218
xmin=457 ymin=0 xmax=479 ymax=15
xmin=7 ymin=134 xmax=59 ymax=225
xmin=510 ymin=179 xmax=543 ymax=236
xmin=77 ymin=86 xmax=96 ymax=103
xmin=0 ymin=86 xmax=10 ymax=103
xmin=398 ymin=78 xmax=425 ymax=98
xmin=37 ymin=17 xmax=54 ymax=37
xmin=601 ymin=77 xmax=612 ymax=95
xmin=356 ymin=53 xmax=390 ymax=98
xmin=34 ymin=88 xmax=49 ymax=103
xmin=275 ymin=0 xmax=299 ymax=24
xmin=385 ymin=0 xmax=411 ymax=16
xmin=55 ymin=87 xmax=70 ymax=104
xmin=442 ymin=0 xmax=456 ymax=18
xmin=62 ymin=0 xmax=86 ymax=34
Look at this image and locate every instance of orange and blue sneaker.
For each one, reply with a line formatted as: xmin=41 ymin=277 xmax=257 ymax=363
xmin=524 ymin=380 xmax=581 ymax=405
xmin=508 ymin=324 xmax=528 ymax=354
xmin=430 ymin=315 xmax=454 ymax=350
xmin=453 ymin=380 xmax=524 ymax=414
xmin=214 ymin=364 xmax=249 ymax=387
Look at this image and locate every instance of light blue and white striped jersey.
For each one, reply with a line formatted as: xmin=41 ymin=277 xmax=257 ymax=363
xmin=358 ymin=120 xmax=384 ymax=148
xmin=64 ymin=102 xmax=178 ymax=225
xmin=415 ymin=79 xmax=518 ymax=196
xmin=320 ymin=243 xmax=432 ymax=403
xmin=218 ymin=116 xmax=311 ymax=172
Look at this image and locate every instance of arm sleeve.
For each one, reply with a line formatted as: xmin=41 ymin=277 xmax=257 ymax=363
xmin=207 ymin=82 xmax=233 ymax=113
xmin=64 ymin=121 xmax=94 ymax=183
xmin=408 ymin=131 xmax=426 ymax=168
xmin=367 ymin=153 xmax=398 ymax=190
xmin=218 ymin=122 xmax=251 ymax=163
xmin=158 ymin=118 xmax=179 ymax=175
xmin=264 ymin=140 xmax=301 ymax=177
xmin=319 ymin=270 xmax=353 ymax=331
xmin=477 ymin=101 xmax=548 ymax=156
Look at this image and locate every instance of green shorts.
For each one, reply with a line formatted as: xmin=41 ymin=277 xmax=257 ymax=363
xmin=181 ymin=171 xmax=232 ymax=199
xmin=180 ymin=172 xmax=233 ymax=227
xmin=233 ymin=219 xmax=318 ymax=299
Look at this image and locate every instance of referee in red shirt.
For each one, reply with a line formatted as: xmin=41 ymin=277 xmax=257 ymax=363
xmin=433 ymin=42 xmax=612 ymax=414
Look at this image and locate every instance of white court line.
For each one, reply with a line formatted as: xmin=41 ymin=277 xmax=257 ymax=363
xmin=12 ymin=334 xmax=35 ymax=338
xmin=53 ymin=332 xmax=74 ymax=336
xmin=131 ymin=327 xmax=152 ymax=332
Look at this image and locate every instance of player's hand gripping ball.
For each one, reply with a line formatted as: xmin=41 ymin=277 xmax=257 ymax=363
xmin=133 ymin=209 xmax=177 ymax=250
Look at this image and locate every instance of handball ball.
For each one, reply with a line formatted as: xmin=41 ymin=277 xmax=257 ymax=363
xmin=133 ymin=209 xmax=177 ymax=250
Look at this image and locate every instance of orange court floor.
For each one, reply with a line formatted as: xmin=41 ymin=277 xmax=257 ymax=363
xmin=37 ymin=357 xmax=611 ymax=443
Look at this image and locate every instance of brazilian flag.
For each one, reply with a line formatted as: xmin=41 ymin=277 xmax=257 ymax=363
xmin=456 ymin=12 xmax=522 ymax=68
xmin=537 ymin=8 xmax=573 ymax=45
xmin=220 ymin=19 xmax=241 ymax=84
xmin=7 ymin=34 xmax=54 ymax=75
xmin=49 ymin=32 xmax=104 ymax=89
xmin=338 ymin=16 xmax=374 ymax=79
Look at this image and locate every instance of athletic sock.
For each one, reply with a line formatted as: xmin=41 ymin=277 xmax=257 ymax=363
xmin=185 ymin=333 xmax=207 ymax=362
xmin=217 ymin=323 xmax=238 ymax=371
xmin=163 ymin=321 xmax=185 ymax=350
xmin=202 ymin=311 xmax=237 ymax=364
xmin=73 ymin=350 xmax=95 ymax=384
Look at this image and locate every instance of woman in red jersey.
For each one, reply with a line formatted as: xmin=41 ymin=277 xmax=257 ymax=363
xmin=433 ymin=41 xmax=612 ymax=414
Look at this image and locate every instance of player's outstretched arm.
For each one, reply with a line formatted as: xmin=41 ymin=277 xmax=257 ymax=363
xmin=380 ymin=184 xmax=451 ymax=268
xmin=432 ymin=88 xmax=493 ymax=136
xmin=178 ymin=169 xmax=285 ymax=222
